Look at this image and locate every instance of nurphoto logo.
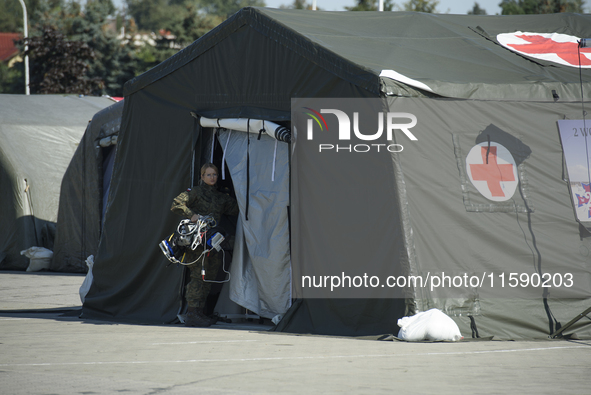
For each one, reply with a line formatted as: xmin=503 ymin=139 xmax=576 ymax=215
xmin=293 ymin=98 xmax=418 ymax=153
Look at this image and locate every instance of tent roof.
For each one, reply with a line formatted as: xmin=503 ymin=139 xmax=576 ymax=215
xmin=125 ymin=8 xmax=591 ymax=102
xmin=0 ymin=94 xmax=117 ymax=180
xmin=0 ymin=94 xmax=115 ymax=126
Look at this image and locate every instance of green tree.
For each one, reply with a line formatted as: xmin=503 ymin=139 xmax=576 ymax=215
xmin=125 ymin=1 xmax=226 ymax=74
xmin=24 ymin=25 xmax=103 ymax=94
xmin=280 ymin=0 xmax=318 ymax=9
xmin=468 ymin=2 xmax=487 ymax=14
xmin=499 ymin=0 xmax=585 ymax=14
xmin=0 ymin=0 xmax=72 ymax=33
xmin=403 ymin=0 xmax=439 ymax=12
xmin=195 ymin=0 xmax=266 ymax=16
xmin=125 ymin=0 xmax=184 ymax=32
xmin=68 ymin=0 xmax=136 ymax=95
xmin=345 ymin=0 xmax=394 ymax=11
xmin=12 ymin=0 xmax=137 ymax=96
xmin=168 ymin=4 xmax=225 ymax=46
xmin=292 ymin=0 xmax=310 ymax=9
xmin=0 ymin=62 xmax=24 ymax=93
xmin=0 ymin=0 xmax=24 ymax=32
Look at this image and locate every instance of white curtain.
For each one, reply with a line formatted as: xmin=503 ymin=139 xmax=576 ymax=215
xmin=216 ymin=128 xmax=292 ymax=319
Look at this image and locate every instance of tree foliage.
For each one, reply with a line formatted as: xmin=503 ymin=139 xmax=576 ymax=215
xmin=345 ymin=0 xmax=394 ymax=11
xmin=170 ymin=4 xmax=225 ymax=46
xmin=468 ymin=2 xmax=487 ymax=14
xmin=126 ymin=0 xmax=265 ymax=31
xmin=281 ymin=0 xmax=319 ymax=10
xmin=0 ymin=0 xmax=68 ymax=33
xmin=0 ymin=62 xmax=24 ymax=93
xmin=0 ymin=0 xmax=25 ymax=32
xmin=5 ymin=0 xmax=138 ymax=96
xmin=24 ymin=25 xmax=104 ymax=94
xmin=499 ymin=0 xmax=585 ymax=14
xmin=291 ymin=0 xmax=312 ymax=9
xmin=2 ymin=0 xmax=247 ymax=95
xmin=402 ymin=0 xmax=439 ymax=12
xmin=193 ymin=0 xmax=266 ymax=17
xmin=126 ymin=0 xmax=183 ymax=32
xmin=68 ymin=0 xmax=136 ymax=95
xmin=123 ymin=0 xmax=227 ymax=73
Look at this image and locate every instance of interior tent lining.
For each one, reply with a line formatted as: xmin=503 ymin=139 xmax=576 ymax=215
xmin=218 ymin=130 xmax=291 ymax=318
xmin=211 ymin=127 xmax=292 ymax=319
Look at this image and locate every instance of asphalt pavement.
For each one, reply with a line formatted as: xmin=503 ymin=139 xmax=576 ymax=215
xmin=1 ymin=270 xmax=590 ymax=394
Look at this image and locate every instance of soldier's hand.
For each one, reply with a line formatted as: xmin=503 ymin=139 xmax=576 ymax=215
xmin=190 ymin=214 xmax=200 ymax=223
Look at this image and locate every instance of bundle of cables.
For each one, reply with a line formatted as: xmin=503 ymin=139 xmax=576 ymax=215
xmin=159 ymin=215 xmax=225 ymax=267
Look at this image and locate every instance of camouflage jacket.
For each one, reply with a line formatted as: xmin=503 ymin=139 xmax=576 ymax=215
xmin=170 ymin=183 xmax=239 ymax=224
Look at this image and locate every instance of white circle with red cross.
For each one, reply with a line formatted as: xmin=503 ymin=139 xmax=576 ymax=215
xmin=466 ymin=142 xmax=518 ymax=202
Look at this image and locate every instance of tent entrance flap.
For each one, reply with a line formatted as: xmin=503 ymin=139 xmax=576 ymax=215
xmin=202 ymin=125 xmax=292 ymax=320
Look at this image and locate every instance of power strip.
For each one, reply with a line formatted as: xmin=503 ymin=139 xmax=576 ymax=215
xmin=208 ymin=232 xmax=225 ymax=251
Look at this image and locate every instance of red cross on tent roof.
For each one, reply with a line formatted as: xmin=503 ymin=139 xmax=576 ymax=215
xmin=508 ymin=34 xmax=591 ymax=67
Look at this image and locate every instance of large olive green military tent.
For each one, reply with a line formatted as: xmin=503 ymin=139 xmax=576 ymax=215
xmin=0 ymin=94 xmax=115 ymax=271
xmin=82 ymin=8 xmax=591 ymax=339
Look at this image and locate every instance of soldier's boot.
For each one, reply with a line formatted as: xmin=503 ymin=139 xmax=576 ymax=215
xmin=185 ymin=306 xmax=211 ymax=327
xmin=201 ymin=309 xmax=218 ymax=325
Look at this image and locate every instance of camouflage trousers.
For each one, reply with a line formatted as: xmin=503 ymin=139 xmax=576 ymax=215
xmin=185 ymin=250 xmax=223 ymax=309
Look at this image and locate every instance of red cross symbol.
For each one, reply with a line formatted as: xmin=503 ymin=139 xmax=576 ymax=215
xmin=508 ymin=34 xmax=591 ymax=67
xmin=469 ymin=146 xmax=515 ymax=197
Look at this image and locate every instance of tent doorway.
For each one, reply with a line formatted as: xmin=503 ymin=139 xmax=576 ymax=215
xmin=185 ymin=124 xmax=292 ymax=321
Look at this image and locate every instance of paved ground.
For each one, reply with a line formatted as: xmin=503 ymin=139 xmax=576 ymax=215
xmin=1 ymin=271 xmax=590 ymax=394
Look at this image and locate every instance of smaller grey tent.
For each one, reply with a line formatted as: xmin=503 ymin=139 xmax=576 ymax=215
xmin=52 ymin=100 xmax=124 ymax=273
xmin=0 ymin=94 xmax=115 ymax=271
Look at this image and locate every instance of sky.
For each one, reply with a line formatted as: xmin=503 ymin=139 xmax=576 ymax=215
xmin=264 ymin=0 xmax=504 ymax=14
xmin=111 ymin=0 xmax=591 ymax=17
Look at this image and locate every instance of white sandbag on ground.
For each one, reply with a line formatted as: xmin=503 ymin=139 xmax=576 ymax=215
xmin=397 ymin=308 xmax=463 ymax=341
xmin=20 ymin=247 xmax=53 ymax=272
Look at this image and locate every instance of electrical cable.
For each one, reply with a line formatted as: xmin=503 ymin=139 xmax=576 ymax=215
xmin=159 ymin=215 xmax=225 ymax=266
xmin=200 ymin=249 xmax=231 ymax=284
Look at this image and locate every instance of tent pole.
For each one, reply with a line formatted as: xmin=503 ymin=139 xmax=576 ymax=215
xmin=549 ymin=306 xmax=591 ymax=338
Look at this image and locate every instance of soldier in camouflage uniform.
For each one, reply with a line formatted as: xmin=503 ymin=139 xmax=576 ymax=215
xmin=171 ymin=163 xmax=239 ymax=327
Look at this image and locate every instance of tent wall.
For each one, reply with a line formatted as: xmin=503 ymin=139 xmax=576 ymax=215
xmin=285 ymin=96 xmax=591 ymax=339
xmin=390 ymin=96 xmax=591 ymax=339
xmin=0 ymin=95 xmax=114 ymax=271
xmin=53 ymin=101 xmax=124 ymax=273
xmin=274 ymin=299 xmax=409 ymax=337
xmin=82 ymin=93 xmax=193 ymax=322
